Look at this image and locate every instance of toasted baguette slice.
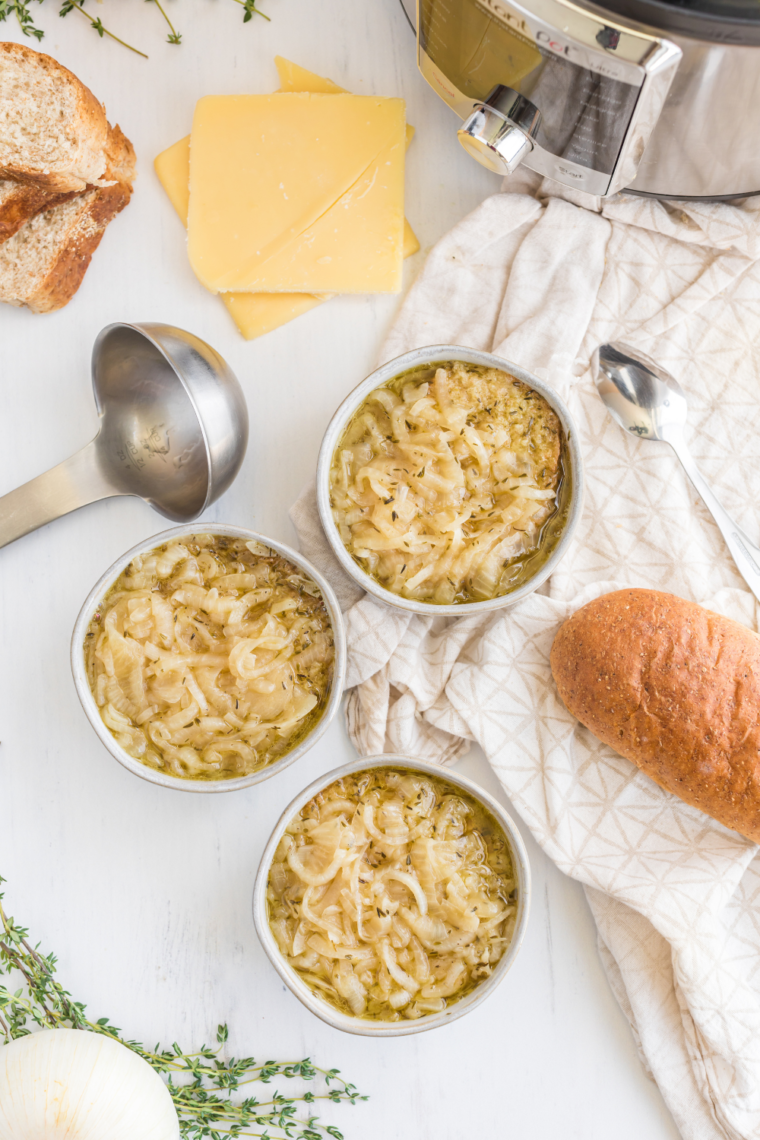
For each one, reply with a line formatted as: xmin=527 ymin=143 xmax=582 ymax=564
xmin=0 ymin=124 xmax=135 ymax=313
xmin=0 ymin=180 xmax=78 ymax=244
xmin=0 ymin=41 xmax=109 ymax=192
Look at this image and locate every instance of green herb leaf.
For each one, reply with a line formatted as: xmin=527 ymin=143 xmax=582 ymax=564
xmin=0 ymin=882 xmax=367 ymax=1139
xmin=0 ymin=0 xmax=272 ymax=54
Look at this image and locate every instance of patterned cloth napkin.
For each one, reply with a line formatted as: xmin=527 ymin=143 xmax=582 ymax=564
xmin=290 ymin=177 xmax=760 ymax=1140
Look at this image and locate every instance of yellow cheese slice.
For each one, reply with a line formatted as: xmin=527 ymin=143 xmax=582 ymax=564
xmin=274 ymin=55 xmax=417 ymax=153
xmin=403 ymin=216 xmax=420 ymax=257
xmin=187 ymin=92 xmax=406 ymax=294
xmin=154 ymin=135 xmax=192 ymax=223
xmin=274 ymin=56 xmax=345 ymax=95
xmin=155 ymin=132 xmax=419 ymax=339
xmin=155 ymin=132 xmax=418 ymax=257
xmin=155 ymin=61 xmax=420 ymax=339
xmin=221 ymin=291 xmax=326 ymax=339
xmin=241 ymin=133 xmax=405 ymax=294
xmin=155 ymin=134 xmax=330 ymax=340
xmin=155 ymin=133 xmax=418 ymax=271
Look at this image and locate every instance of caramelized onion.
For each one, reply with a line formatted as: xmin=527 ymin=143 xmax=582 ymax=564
xmin=329 ymin=362 xmax=564 ymax=604
xmin=85 ymin=535 xmax=334 ymax=781
xmin=267 ymin=767 xmax=517 ymax=1022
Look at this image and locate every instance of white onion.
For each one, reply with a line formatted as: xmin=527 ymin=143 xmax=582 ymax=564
xmin=0 ymin=1028 xmax=179 ymax=1139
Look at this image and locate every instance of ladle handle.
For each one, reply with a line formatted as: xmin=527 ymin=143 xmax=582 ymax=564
xmin=0 ymin=438 xmax=122 ymax=550
xmin=669 ymin=433 xmax=760 ymax=605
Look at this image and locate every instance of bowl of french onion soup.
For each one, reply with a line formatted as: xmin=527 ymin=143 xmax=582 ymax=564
xmin=71 ymin=525 xmax=346 ymax=792
xmin=317 ymin=345 xmax=583 ymax=614
xmin=253 ymin=755 xmax=530 ymax=1035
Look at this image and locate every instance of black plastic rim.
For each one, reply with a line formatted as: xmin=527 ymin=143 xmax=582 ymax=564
xmin=622 ymin=186 xmax=760 ymax=201
xmin=598 ymin=0 xmax=760 ymax=43
xmin=404 ymin=0 xmax=760 ymax=46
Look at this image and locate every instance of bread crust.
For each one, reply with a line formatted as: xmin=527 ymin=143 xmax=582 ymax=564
xmin=25 ymin=181 xmax=127 ymax=313
xmin=0 ymin=182 xmax=78 ymax=244
xmin=550 ymin=588 xmax=760 ymax=843
xmin=0 ymin=41 xmax=108 ymax=192
xmin=24 ymin=124 xmax=135 ymax=312
xmin=0 ymin=121 xmax=135 ymax=313
xmin=101 ymin=122 xmax=135 ymax=192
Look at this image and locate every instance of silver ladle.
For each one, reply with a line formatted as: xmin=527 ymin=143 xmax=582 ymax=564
xmin=593 ymin=341 xmax=760 ymax=604
xmin=0 ymin=322 xmax=249 ymax=549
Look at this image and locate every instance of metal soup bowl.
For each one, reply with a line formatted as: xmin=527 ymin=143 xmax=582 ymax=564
xmin=317 ymin=345 xmax=584 ymax=616
xmin=253 ymin=754 xmax=531 ymax=1037
xmin=71 ymin=524 xmax=347 ymax=793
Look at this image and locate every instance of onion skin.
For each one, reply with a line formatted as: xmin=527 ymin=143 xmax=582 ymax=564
xmin=0 ymin=1028 xmax=179 ymax=1139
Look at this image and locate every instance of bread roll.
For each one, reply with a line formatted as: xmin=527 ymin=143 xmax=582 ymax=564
xmin=550 ymin=588 xmax=760 ymax=843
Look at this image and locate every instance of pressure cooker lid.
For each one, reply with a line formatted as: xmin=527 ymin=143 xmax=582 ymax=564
xmin=399 ymin=0 xmax=760 ymax=45
xmin=597 ymin=0 xmax=760 ymax=43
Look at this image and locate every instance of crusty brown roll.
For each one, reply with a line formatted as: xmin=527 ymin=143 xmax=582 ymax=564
xmin=550 ymin=588 xmax=760 ymax=843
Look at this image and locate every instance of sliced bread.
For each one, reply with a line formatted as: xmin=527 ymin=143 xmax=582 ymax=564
xmin=0 ymin=180 xmax=78 ymax=244
xmin=0 ymin=123 xmax=135 ymax=312
xmin=0 ymin=41 xmax=109 ymax=192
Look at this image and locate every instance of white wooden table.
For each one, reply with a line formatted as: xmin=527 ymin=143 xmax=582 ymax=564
xmin=0 ymin=2 xmax=681 ymax=1135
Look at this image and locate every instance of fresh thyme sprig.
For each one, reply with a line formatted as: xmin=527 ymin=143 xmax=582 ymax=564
xmin=0 ymin=879 xmax=367 ymax=1140
xmin=232 ymin=0 xmax=271 ymax=24
xmin=0 ymin=0 xmax=44 ymax=41
xmin=0 ymin=0 xmax=272 ymax=55
xmin=147 ymin=0 xmax=182 ymax=45
xmin=58 ymin=0 xmax=149 ymax=59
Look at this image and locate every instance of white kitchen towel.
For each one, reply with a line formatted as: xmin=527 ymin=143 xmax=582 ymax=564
xmin=290 ymin=185 xmax=760 ymax=1140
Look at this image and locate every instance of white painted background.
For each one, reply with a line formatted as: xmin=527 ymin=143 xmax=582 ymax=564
xmin=0 ymin=2 xmax=681 ymax=1135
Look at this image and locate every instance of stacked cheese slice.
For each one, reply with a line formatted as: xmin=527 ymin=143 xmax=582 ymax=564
xmin=155 ymin=58 xmax=418 ymax=340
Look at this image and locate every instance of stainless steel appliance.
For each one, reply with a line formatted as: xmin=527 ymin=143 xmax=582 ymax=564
xmin=399 ymin=0 xmax=760 ymax=198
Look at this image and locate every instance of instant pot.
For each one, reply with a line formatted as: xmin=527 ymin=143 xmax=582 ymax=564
xmin=399 ymin=0 xmax=760 ymax=199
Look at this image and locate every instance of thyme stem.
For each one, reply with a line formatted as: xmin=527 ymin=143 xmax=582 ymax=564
xmin=0 ymin=880 xmax=367 ymax=1139
xmin=0 ymin=0 xmax=275 ymax=49
xmin=147 ymin=0 xmax=181 ymax=43
xmin=230 ymin=0 xmax=271 ymax=21
xmin=62 ymin=1 xmax=149 ymax=57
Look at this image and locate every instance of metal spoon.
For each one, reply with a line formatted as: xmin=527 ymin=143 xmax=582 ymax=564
xmin=593 ymin=341 xmax=760 ymax=603
xmin=0 ymin=322 xmax=249 ymax=550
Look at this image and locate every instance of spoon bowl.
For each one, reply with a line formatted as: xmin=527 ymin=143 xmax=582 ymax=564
xmin=0 ymin=322 xmax=249 ymax=549
xmin=592 ymin=342 xmax=688 ymax=442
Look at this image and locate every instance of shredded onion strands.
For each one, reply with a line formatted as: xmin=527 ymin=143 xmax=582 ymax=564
xmin=85 ymin=535 xmax=334 ymax=781
xmin=329 ymin=361 xmax=564 ymax=604
xmin=267 ymin=768 xmax=517 ymax=1022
